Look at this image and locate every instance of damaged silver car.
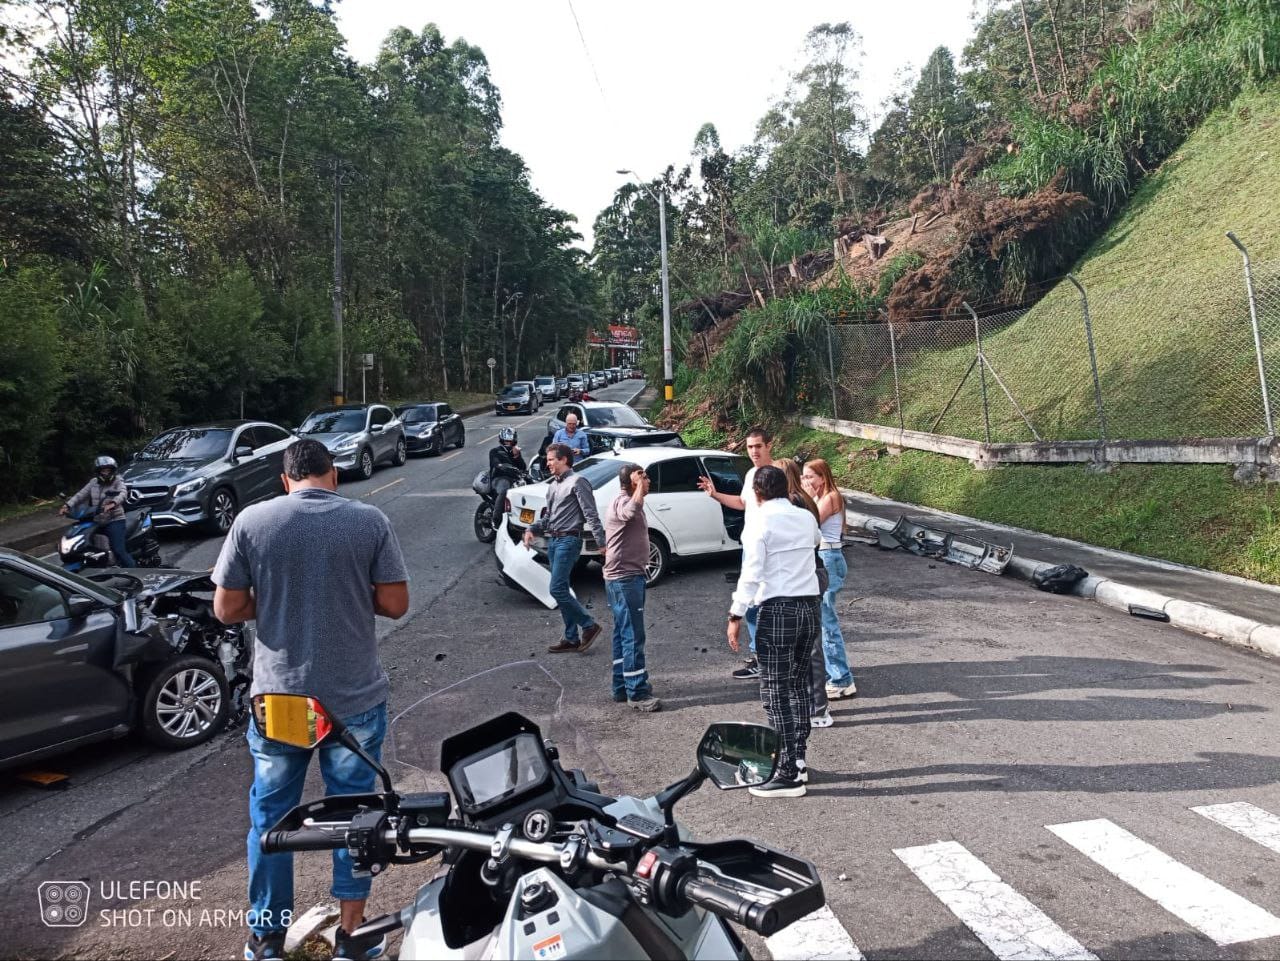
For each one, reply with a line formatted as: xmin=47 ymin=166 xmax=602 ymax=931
xmin=0 ymin=548 xmax=252 ymax=771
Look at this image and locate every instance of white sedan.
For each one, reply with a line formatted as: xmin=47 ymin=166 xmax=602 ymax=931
xmin=501 ymin=446 xmax=750 ymax=586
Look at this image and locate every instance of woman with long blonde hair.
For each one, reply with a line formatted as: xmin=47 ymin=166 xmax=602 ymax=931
xmin=801 ymin=458 xmax=857 ymax=700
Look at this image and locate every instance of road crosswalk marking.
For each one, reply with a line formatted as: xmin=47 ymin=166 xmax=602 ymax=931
xmin=1193 ymin=801 xmax=1280 ymax=855
xmin=1047 ymin=818 xmax=1280 ymax=945
xmin=765 ymin=905 xmax=865 ymax=961
xmin=894 ymin=840 xmax=1096 ymax=961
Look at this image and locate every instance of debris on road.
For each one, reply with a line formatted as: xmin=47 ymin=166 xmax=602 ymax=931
xmin=877 ymin=515 xmax=1013 ymax=574
xmin=1129 ymin=604 xmax=1171 ymax=622
xmin=1032 ymin=563 xmax=1090 ymax=594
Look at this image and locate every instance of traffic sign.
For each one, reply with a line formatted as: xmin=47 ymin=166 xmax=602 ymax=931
xmin=487 ymin=357 xmax=497 ymax=369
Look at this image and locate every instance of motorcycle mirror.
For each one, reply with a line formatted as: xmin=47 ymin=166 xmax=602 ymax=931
xmin=696 ymin=722 xmax=780 ymax=790
xmin=251 ymin=693 xmax=335 ymax=749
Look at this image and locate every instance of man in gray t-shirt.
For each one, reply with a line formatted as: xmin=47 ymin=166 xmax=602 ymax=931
xmin=213 ymin=439 xmax=408 ymax=961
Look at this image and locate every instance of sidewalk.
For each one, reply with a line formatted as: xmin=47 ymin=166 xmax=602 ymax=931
xmin=842 ymin=488 xmax=1280 ymax=655
xmin=0 ymin=506 xmax=64 ymax=554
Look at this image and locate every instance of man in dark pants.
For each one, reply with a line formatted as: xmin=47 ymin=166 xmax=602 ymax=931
xmin=213 ymin=440 xmax=409 ymax=961
xmin=604 ymin=463 xmax=660 ymax=711
xmin=524 ymin=443 xmax=605 ymax=653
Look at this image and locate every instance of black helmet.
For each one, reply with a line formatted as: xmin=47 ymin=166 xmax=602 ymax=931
xmin=499 ymin=428 xmax=518 ymax=446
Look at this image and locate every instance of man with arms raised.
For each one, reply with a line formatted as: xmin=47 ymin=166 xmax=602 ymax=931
xmin=213 ymin=439 xmax=409 ymax=961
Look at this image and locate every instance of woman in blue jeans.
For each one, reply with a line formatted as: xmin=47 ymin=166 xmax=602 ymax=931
xmin=802 ymin=458 xmax=857 ymax=699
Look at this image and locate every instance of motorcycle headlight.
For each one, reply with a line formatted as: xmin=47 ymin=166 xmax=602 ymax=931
xmin=173 ymin=477 xmax=207 ymax=498
xmin=60 ymin=535 xmax=83 ymax=554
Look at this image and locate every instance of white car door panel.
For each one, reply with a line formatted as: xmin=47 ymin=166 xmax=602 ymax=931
xmin=646 ymin=457 xmax=723 ymax=554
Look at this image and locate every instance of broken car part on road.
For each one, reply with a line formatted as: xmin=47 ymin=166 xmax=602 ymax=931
xmin=876 ymin=515 xmax=1013 ymax=575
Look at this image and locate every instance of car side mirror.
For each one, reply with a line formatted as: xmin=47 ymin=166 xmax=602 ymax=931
xmin=697 ymin=722 xmax=780 ymax=790
xmin=67 ymin=595 xmax=99 ymax=619
xmin=370 ymin=424 xmax=383 ymax=434
xmin=234 ymin=445 xmax=254 ymax=460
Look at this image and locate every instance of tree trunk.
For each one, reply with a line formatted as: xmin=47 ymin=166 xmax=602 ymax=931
xmin=1017 ymin=0 xmax=1046 ymax=101
xmin=1045 ymin=0 xmax=1070 ymax=97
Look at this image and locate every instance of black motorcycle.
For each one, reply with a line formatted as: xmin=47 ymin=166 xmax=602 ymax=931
xmin=472 ymin=469 xmax=531 ymax=544
xmin=59 ymin=505 xmax=163 ymax=571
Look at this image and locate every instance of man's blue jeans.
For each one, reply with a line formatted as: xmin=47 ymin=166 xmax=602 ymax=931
xmin=547 ymin=535 xmax=596 ymax=642
xmin=746 ymin=605 xmax=758 ymax=655
xmin=246 ymin=702 xmax=386 ymax=937
xmin=819 ymin=548 xmax=854 ymax=687
xmin=103 ymin=519 xmax=136 ymax=567
xmin=606 ymin=575 xmax=651 ymax=700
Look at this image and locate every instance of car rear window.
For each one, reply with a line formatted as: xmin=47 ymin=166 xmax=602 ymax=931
xmin=701 ymin=455 xmax=750 ymax=496
xmin=585 ymin=406 xmax=646 ymax=428
xmin=572 ymin=457 xmax=628 ymax=491
xmin=628 ymin=432 xmax=685 ymax=448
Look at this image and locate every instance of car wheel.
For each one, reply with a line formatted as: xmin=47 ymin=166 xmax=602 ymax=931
xmin=645 ymin=533 xmax=671 ymax=587
xmin=393 ymin=438 xmax=407 ymax=466
xmin=474 ymin=502 xmax=497 ymax=543
xmin=358 ymin=447 xmax=375 ymax=480
xmin=138 ymin=655 xmax=230 ymax=750
xmin=205 ymin=488 xmax=237 ymax=535
xmin=456 ymin=427 xmax=466 ymax=448
xmin=430 ymin=433 xmax=444 ymax=456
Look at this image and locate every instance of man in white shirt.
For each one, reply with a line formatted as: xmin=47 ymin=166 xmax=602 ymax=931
xmin=699 ymin=425 xmax=773 ymax=680
xmin=727 ymin=465 xmax=821 ymax=798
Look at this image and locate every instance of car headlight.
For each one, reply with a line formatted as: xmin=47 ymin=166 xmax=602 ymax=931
xmin=333 ymin=439 xmax=360 ymax=453
xmin=416 ymin=424 xmax=435 ymax=435
xmin=173 ymin=477 xmax=207 ymax=498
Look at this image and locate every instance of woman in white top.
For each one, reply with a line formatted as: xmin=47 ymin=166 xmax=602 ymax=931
xmin=727 ymin=466 xmax=821 ymax=798
xmin=802 ymin=458 xmax=857 ymax=699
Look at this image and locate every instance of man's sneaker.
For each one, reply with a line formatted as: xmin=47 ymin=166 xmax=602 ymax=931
xmin=795 ymin=760 xmax=809 ymax=784
xmin=628 ymin=695 xmax=662 ymax=712
xmin=333 ymin=924 xmax=387 ymax=961
xmin=731 ymin=658 xmax=760 ymax=680
xmin=810 ymin=710 xmax=834 ymax=728
xmin=826 ymin=680 xmax=858 ymax=699
xmin=548 ymin=639 xmax=581 ymax=653
xmin=244 ymin=933 xmax=286 ymax=961
xmin=748 ymin=776 xmax=806 ymax=798
xmin=578 ymin=623 xmax=602 ymax=652
xmin=612 ymin=690 xmax=628 ymax=703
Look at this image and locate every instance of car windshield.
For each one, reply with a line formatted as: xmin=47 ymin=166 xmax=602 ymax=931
xmin=572 ymin=457 xmax=631 ymax=491
xmin=299 ymin=410 xmax=366 ymax=434
xmin=535 ymin=377 xmax=553 ymax=385
xmin=585 ymin=406 xmax=646 ymax=428
xmin=399 ymin=407 xmax=437 ymax=424
xmin=501 ymin=386 xmax=529 ymax=398
xmin=139 ymin=428 xmax=232 ymax=461
xmin=629 ymin=432 xmax=685 ymax=448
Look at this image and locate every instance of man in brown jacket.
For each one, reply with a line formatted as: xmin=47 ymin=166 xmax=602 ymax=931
xmin=603 ymin=463 xmax=660 ymax=711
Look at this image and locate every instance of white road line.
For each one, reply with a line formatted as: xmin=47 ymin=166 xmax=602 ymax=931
xmin=894 ymin=841 xmax=1095 ymax=961
xmin=364 ymin=477 xmax=405 ymax=497
xmin=765 ymin=906 xmax=864 ymax=961
xmin=1193 ymin=801 xmax=1280 ymax=855
xmin=1047 ymin=818 xmax=1280 ymax=945
xmin=403 ymin=490 xmax=473 ymax=498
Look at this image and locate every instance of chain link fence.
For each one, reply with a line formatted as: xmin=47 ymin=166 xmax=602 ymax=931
xmin=818 ymin=239 xmax=1280 ymax=444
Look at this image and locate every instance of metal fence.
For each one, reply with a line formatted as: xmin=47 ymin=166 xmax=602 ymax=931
xmin=818 ymin=235 xmax=1280 ymax=444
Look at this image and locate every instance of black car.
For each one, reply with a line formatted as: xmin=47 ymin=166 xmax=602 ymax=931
xmin=583 ymin=425 xmax=685 ymax=456
xmin=120 ymin=421 xmax=294 ymax=535
xmin=395 ymin=402 xmax=466 ymax=456
xmin=496 ymin=384 xmax=537 ymax=415
xmin=0 ymin=548 xmax=252 ymax=770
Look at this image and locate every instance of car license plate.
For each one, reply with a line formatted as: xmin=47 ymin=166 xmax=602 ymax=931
xmin=506 ymin=404 xmax=517 ymax=410
xmin=520 ymin=508 xmax=535 ymax=524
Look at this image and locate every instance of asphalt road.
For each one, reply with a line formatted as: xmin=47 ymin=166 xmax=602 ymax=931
xmin=7 ymin=377 xmax=1280 ymax=960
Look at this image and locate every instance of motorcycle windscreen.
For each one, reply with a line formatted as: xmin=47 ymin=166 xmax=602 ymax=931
xmin=386 ymin=662 xmax=619 ymax=799
xmin=492 ymin=515 xmax=575 ymax=610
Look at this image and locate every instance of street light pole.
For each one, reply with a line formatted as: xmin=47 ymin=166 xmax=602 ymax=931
xmin=619 ymin=169 xmax=674 ymax=402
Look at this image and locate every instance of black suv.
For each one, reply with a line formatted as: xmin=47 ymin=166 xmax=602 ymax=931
xmin=121 ymin=421 xmax=294 ymax=535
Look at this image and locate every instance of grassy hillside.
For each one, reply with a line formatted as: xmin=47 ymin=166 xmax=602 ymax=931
xmin=849 ymin=81 xmax=1280 ymax=442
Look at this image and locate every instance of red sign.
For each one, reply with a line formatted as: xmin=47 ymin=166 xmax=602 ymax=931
xmin=589 ymin=325 xmax=642 ymax=348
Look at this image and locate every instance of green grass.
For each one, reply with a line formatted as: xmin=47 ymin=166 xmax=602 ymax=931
xmin=775 ymin=425 xmax=1280 ymax=585
xmin=847 ymin=81 xmax=1280 ymax=442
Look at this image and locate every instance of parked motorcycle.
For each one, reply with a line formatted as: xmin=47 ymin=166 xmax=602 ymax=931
xmin=253 ymin=670 xmax=823 ymax=959
xmin=59 ymin=505 xmax=163 ymax=571
xmin=472 ymin=469 xmax=532 ymax=544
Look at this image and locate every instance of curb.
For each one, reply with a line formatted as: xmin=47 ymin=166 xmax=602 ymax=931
xmin=842 ymin=504 xmax=1280 ymax=659
xmin=2 ymin=522 xmax=63 ymax=554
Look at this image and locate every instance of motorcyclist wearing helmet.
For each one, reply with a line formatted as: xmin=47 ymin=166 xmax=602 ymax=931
xmin=488 ymin=428 xmax=528 ymax=530
xmin=60 ymin=455 xmax=136 ymax=567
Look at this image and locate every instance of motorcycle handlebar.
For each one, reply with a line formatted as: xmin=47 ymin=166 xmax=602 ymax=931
xmin=399 ymin=827 xmax=622 ymax=872
xmin=679 ymin=876 xmax=780 ymax=936
xmin=262 ymin=826 xmax=347 ymax=854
